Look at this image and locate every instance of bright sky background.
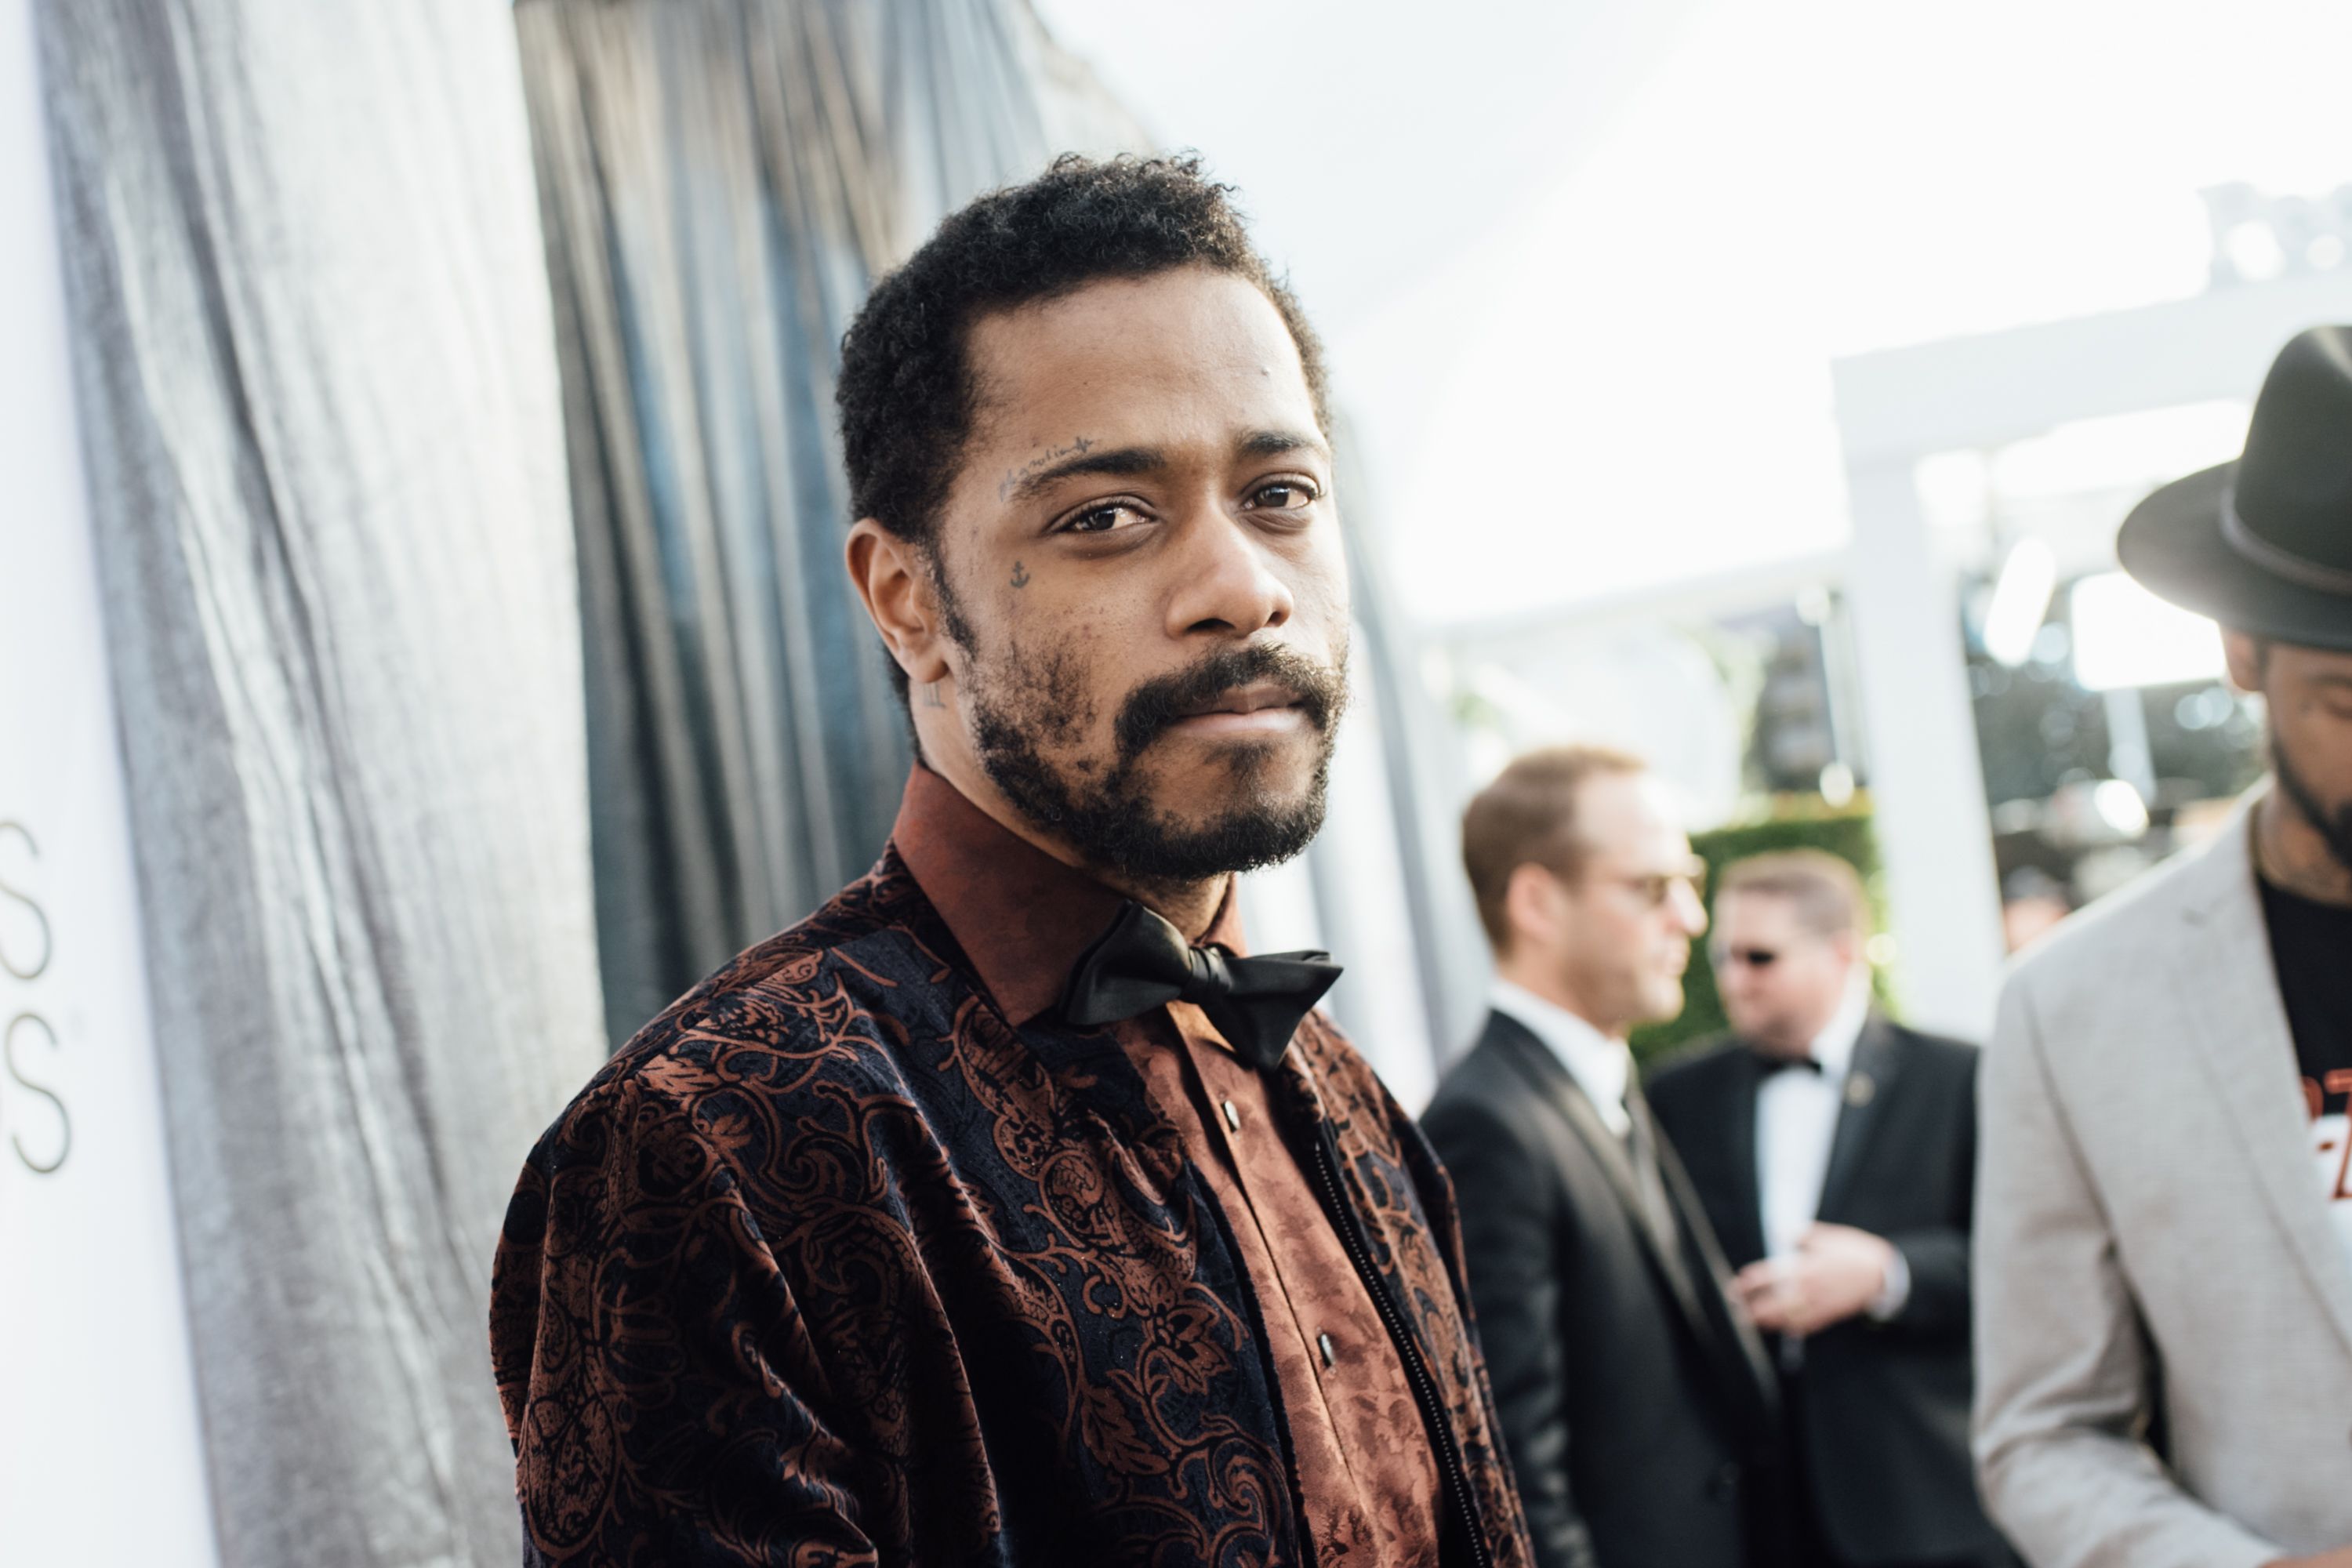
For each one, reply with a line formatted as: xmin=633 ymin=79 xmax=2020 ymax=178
xmin=1029 ymin=0 xmax=2352 ymax=626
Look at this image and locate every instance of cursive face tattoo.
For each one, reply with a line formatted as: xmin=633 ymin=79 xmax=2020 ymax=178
xmin=996 ymin=435 xmax=1095 ymax=503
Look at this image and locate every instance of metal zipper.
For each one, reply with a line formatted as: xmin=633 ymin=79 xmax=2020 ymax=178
xmin=1294 ymin=1083 xmax=1495 ymax=1568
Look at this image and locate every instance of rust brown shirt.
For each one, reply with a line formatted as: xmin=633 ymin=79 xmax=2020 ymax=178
xmin=897 ymin=766 xmax=1444 ymax=1566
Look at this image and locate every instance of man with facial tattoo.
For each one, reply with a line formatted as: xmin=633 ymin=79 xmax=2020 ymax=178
xmin=489 ymin=156 xmax=1534 ymax=1568
xmin=1974 ymin=325 xmax=2352 ymax=1568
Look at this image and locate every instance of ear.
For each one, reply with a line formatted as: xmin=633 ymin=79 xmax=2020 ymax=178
xmin=846 ymin=519 xmax=954 ymax=688
xmin=2220 ymin=627 xmax=2269 ymax=696
xmin=1502 ymin=862 xmax=1566 ymax=953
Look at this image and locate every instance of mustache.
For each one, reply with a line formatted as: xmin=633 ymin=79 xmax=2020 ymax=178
xmin=1113 ymin=643 xmax=1348 ymax=766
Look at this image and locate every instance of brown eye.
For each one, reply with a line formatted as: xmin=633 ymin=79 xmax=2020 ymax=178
xmin=1065 ymin=502 xmax=1144 ymax=535
xmin=1251 ymin=481 xmax=1317 ymax=511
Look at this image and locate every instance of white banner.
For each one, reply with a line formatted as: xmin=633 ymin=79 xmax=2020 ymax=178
xmin=1 ymin=2 xmax=219 ymax=1560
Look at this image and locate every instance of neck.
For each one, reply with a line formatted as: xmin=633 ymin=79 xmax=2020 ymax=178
xmin=916 ymin=743 xmax=1229 ymax=942
xmin=1495 ymin=954 xmax=1620 ymax=1040
xmin=1751 ymin=1027 xmax=1818 ymax=1062
xmin=1116 ymin=875 xmax=1229 ymax=943
xmin=2256 ymin=789 xmax=2352 ymax=907
xmin=1775 ymin=977 xmax=1863 ymax=1058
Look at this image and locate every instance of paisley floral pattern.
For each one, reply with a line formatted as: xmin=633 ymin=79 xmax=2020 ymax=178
xmin=491 ymin=846 xmax=1531 ymax=1566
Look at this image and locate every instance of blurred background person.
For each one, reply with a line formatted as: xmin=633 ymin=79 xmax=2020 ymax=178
xmin=1423 ymin=746 xmax=1784 ymax=1568
xmin=1975 ymin=325 xmax=2352 ymax=1568
xmin=1998 ymin=867 xmax=2074 ymax=954
xmin=1649 ymin=851 xmax=2012 ymax=1568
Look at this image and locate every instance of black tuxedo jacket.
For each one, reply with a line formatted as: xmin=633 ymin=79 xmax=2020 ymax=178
xmin=1423 ymin=1009 xmax=1784 ymax=1568
xmin=1646 ymin=1017 xmax=2006 ymax=1567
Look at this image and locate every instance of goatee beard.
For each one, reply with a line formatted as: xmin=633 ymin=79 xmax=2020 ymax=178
xmin=967 ymin=640 xmax=1349 ymax=886
xmin=2274 ymin=732 xmax=2352 ymax=879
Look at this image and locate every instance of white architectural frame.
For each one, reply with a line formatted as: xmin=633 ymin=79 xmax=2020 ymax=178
xmin=1831 ymin=268 xmax=2352 ymax=1040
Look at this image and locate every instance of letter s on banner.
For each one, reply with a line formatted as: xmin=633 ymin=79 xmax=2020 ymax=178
xmin=5 ymin=1011 xmax=69 ymax=1174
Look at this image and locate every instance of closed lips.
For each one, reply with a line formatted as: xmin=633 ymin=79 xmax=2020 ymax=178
xmin=1172 ymin=682 xmax=1305 ymax=731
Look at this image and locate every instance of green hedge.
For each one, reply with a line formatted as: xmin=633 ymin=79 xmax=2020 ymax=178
xmin=1629 ymin=796 xmax=1889 ymax=1065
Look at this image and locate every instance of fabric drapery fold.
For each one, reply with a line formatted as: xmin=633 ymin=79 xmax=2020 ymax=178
xmin=513 ymin=0 xmax=1146 ymax=1046
xmin=34 ymin=0 xmax=606 ymax=1561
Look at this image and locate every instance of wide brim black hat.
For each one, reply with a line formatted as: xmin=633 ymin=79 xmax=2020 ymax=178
xmin=2117 ymin=325 xmax=2352 ymax=654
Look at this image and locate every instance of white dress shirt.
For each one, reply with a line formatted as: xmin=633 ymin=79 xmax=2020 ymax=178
xmin=1490 ymin=978 xmax=1632 ymax=1138
xmin=1756 ymin=977 xmax=1908 ymax=1319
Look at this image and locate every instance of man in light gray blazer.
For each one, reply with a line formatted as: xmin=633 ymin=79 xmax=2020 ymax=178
xmin=1974 ymin=325 xmax=2352 ymax=1568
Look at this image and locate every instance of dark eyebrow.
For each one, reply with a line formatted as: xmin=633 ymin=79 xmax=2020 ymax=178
xmin=1238 ymin=428 xmax=1330 ymax=463
xmin=1000 ymin=429 xmax=1331 ymax=507
xmin=1004 ymin=446 xmax=1165 ymax=505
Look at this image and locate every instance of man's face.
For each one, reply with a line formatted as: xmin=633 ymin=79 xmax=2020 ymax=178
xmin=2234 ymin=634 xmax=2352 ymax=876
xmin=924 ymin=267 xmax=1349 ymax=884
xmin=1542 ymin=771 xmax=1708 ymax=1034
xmin=1711 ymin=891 xmax=1857 ymax=1058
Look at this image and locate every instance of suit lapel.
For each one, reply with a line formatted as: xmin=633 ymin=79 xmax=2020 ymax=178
xmin=1722 ymin=1047 xmax=1767 ymax=1264
xmin=1650 ymin=1098 xmax=1780 ymax=1421
xmin=2168 ymin=804 xmax=2352 ymax=1362
xmin=1817 ymin=1016 xmax=1905 ymax=1223
xmin=1486 ymin=1014 xmax=1715 ymax=1347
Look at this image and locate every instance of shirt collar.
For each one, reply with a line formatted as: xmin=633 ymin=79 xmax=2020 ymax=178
xmin=889 ymin=763 xmax=1244 ymax=1027
xmin=1806 ymin=975 xmax=1874 ymax=1080
xmin=1489 ymin=977 xmax=1633 ymax=1128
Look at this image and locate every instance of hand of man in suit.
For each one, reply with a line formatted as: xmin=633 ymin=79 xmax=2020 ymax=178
xmin=1732 ymin=1222 xmax=1896 ymax=1337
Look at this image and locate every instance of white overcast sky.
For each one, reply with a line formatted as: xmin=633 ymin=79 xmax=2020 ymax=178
xmin=1028 ymin=0 xmax=2352 ymax=626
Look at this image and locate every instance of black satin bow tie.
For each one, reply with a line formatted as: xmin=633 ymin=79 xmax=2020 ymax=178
xmin=1757 ymin=1052 xmax=1824 ymax=1076
xmin=1059 ymin=901 xmax=1342 ymax=1070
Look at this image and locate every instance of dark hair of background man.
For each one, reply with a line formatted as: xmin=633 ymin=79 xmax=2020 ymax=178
xmin=1458 ymin=742 xmax=1650 ymax=950
xmin=833 ymin=153 xmax=1332 ymax=699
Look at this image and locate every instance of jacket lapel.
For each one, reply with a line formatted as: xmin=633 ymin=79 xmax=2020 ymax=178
xmin=1721 ymin=1047 xmax=1767 ymax=1265
xmin=1817 ymin=1016 xmax=1905 ymax=1223
xmin=1486 ymin=1013 xmax=1714 ymax=1344
xmin=1650 ymin=1098 xmax=1781 ymax=1421
xmin=2168 ymin=799 xmax=2352 ymax=1362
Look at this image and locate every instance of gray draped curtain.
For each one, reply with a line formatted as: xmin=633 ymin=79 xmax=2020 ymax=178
xmin=514 ymin=0 xmax=1147 ymax=1044
xmin=35 ymin=1 xmax=604 ymax=1562
xmin=33 ymin=2 xmax=1474 ymax=1556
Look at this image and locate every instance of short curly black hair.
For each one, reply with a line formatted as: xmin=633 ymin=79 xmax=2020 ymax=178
xmin=836 ymin=154 xmax=1330 ymax=553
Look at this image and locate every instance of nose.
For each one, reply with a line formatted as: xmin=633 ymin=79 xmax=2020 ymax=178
xmin=1163 ymin=509 xmax=1294 ymax=640
xmin=1668 ymin=880 xmax=1708 ymax=938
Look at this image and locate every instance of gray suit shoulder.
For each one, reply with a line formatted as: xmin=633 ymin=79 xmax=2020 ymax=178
xmin=2001 ymin=824 xmax=2221 ymax=1007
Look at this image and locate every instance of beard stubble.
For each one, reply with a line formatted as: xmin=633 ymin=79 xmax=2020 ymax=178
xmin=963 ymin=633 xmax=1350 ymax=887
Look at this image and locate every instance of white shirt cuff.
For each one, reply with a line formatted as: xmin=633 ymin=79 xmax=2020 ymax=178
xmin=1865 ymin=1243 xmax=1911 ymax=1322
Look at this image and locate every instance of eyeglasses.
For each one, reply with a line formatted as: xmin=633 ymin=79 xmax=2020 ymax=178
xmin=1592 ymin=864 xmax=1708 ymax=909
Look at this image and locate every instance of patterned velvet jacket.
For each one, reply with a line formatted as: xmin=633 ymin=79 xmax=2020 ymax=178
xmin=491 ymin=771 xmax=1533 ymax=1567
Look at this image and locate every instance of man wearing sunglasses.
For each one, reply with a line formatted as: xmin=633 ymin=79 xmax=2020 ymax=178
xmin=1648 ymin=851 xmax=2012 ymax=1568
xmin=1425 ymin=746 xmax=1783 ymax=1568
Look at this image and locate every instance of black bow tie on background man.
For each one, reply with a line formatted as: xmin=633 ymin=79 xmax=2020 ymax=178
xmin=1756 ymin=1051 xmax=1824 ymax=1076
xmin=1060 ymin=900 xmax=1342 ymax=1070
